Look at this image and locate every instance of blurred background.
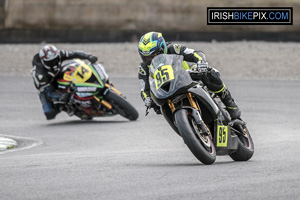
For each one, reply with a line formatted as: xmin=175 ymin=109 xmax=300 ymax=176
xmin=0 ymin=0 xmax=299 ymax=43
xmin=0 ymin=0 xmax=299 ymax=79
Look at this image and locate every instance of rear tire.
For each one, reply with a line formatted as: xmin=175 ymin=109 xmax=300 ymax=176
xmin=174 ymin=109 xmax=216 ymax=165
xmin=105 ymin=91 xmax=139 ymax=121
xmin=230 ymin=126 xmax=254 ymax=161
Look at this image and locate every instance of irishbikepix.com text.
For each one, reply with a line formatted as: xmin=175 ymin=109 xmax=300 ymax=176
xmin=207 ymin=7 xmax=293 ymax=25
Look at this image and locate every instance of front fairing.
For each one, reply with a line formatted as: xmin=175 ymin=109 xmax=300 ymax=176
xmin=57 ymin=59 xmax=108 ymax=96
xmin=149 ymin=54 xmax=193 ymax=100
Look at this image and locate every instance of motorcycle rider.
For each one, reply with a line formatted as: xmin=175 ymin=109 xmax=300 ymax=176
xmin=31 ymin=44 xmax=98 ymax=120
xmin=138 ymin=31 xmax=241 ymax=120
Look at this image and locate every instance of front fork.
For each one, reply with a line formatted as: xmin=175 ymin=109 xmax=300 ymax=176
xmin=94 ymin=83 xmax=123 ymax=110
xmin=168 ymin=92 xmax=209 ymax=134
xmin=167 ymin=92 xmax=198 ymax=112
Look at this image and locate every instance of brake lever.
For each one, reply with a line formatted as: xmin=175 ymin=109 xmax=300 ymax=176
xmin=145 ymin=106 xmax=151 ymax=116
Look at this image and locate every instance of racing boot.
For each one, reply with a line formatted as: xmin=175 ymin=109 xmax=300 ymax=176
xmin=216 ymin=87 xmax=241 ymax=120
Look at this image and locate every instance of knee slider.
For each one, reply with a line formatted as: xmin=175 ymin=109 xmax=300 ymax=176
xmin=45 ymin=109 xmax=58 ymax=120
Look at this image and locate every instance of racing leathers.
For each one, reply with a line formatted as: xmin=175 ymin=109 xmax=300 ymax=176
xmin=31 ymin=50 xmax=97 ymax=120
xmin=138 ymin=43 xmax=241 ymax=119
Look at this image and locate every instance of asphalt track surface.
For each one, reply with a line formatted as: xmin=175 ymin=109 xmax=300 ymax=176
xmin=1 ymin=75 xmax=300 ymax=200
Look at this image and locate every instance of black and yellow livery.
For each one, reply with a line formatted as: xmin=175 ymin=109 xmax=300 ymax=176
xmin=138 ymin=32 xmax=241 ymax=120
xmin=147 ymin=54 xmax=254 ymax=164
xmin=138 ymin=42 xmax=206 ymax=101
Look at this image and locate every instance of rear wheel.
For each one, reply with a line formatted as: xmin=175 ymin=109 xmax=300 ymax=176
xmin=174 ymin=109 xmax=216 ymax=165
xmin=230 ymin=125 xmax=254 ymax=161
xmin=105 ymin=91 xmax=139 ymax=121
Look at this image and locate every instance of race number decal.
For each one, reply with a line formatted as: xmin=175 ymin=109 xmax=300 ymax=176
xmin=153 ymin=65 xmax=174 ymax=89
xmin=217 ymin=125 xmax=228 ymax=147
xmin=64 ymin=65 xmax=92 ymax=83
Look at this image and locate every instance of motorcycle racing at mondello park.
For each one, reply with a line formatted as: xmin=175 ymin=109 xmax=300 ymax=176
xmin=0 ymin=1 xmax=300 ymax=199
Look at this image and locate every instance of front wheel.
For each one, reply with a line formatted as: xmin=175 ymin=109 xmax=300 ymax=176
xmin=105 ymin=91 xmax=139 ymax=121
xmin=174 ymin=109 xmax=216 ymax=165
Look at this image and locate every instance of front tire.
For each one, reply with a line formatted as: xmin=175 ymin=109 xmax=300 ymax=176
xmin=174 ymin=109 xmax=216 ymax=165
xmin=105 ymin=91 xmax=139 ymax=121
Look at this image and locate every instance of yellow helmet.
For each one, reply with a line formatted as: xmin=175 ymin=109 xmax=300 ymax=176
xmin=138 ymin=32 xmax=167 ymax=64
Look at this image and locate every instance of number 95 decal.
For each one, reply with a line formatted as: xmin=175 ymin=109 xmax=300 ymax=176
xmin=217 ymin=125 xmax=228 ymax=147
xmin=153 ymin=65 xmax=174 ymax=89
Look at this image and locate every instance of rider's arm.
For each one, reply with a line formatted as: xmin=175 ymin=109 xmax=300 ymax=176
xmin=31 ymin=70 xmax=62 ymax=102
xmin=32 ymin=55 xmax=63 ymax=102
xmin=60 ymin=50 xmax=97 ymax=63
xmin=138 ymin=62 xmax=151 ymax=101
xmin=167 ymin=43 xmax=206 ymax=63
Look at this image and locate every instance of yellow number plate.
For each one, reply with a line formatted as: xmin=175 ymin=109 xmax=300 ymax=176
xmin=217 ymin=125 xmax=228 ymax=147
xmin=153 ymin=65 xmax=174 ymax=89
xmin=64 ymin=64 xmax=92 ymax=83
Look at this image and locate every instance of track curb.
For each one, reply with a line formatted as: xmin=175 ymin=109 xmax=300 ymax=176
xmin=0 ymin=137 xmax=18 ymax=151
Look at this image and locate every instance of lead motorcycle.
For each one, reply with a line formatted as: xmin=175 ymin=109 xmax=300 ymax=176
xmin=148 ymin=54 xmax=254 ymax=165
xmin=56 ymin=59 xmax=139 ymax=121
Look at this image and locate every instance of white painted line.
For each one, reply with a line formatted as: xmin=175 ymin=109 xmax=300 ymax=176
xmin=0 ymin=134 xmax=43 ymax=154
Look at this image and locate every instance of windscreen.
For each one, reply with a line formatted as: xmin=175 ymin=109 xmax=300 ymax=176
xmin=149 ymin=54 xmax=193 ymax=99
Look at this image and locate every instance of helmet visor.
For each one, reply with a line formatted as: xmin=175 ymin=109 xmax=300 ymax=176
xmin=43 ymin=56 xmax=59 ymax=68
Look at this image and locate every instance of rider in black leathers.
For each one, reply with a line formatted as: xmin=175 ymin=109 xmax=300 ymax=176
xmin=138 ymin=32 xmax=241 ymax=120
xmin=31 ymin=44 xmax=98 ymax=120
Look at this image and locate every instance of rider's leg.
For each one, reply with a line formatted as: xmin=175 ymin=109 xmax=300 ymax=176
xmin=39 ymin=92 xmax=59 ymax=120
xmin=202 ymin=68 xmax=241 ymax=120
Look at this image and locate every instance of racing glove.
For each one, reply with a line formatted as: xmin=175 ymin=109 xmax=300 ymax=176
xmin=144 ymin=97 xmax=152 ymax=107
xmin=197 ymin=60 xmax=211 ymax=73
xmin=88 ymin=55 xmax=98 ymax=63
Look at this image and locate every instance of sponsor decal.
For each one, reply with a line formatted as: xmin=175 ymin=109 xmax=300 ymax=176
xmin=58 ymin=85 xmax=67 ymax=89
xmin=138 ymin=66 xmax=146 ymax=76
xmin=142 ymin=51 xmax=151 ymax=56
xmin=174 ymin=44 xmax=181 ymax=54
xmin=77 ymin=87 xmax=97 ymax=92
